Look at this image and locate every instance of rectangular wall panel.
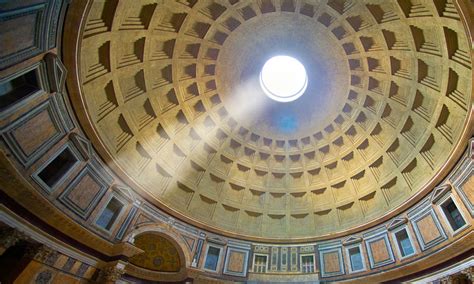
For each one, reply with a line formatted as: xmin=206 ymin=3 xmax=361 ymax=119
xmin=2 ymin=98 xmax=66 ymax=166
xmin=0 ymin=3 xmax=46 ymax=69
xmin=452 ymin=159 xmax=474 ymax=217
xmin=58 ymin=165 xmax=109 ymax=219
xmin=319 ymin=244 xmax=345 ymax=277
xmin=364 ymin=231 xmax=395 ymax=269
xmin=0 ymin=0 xmax=65 ymax=70
xmin=410 ymin=208 xmax=447 ymax=251
xmin=270 ymin=247 xmax=278 ymax=271
xmin=223 ymin=246 xmax=249 ymax=277
xmin=280 ymin=247 xmax=288 ymax=272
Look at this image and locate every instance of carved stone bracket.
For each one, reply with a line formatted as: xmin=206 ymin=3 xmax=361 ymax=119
xmin=111 ymin=241 xmax=144 ymax=259
xmin=0 ymin=227 xmax=28 ymax=254
xmin=98 ymin=261 xmax=127 ymax=283
xmin=460 ymin=266 xmax=473 ymax=281
xmin=438 ymin=266 xmax=473 ymax=284
xmin=439 ymin=275 xmax=454 ymax=284
xmin=25 ymin=244 xmax=56 ymax=263
xmin=0 ymin=229 xmax=61 ymax=266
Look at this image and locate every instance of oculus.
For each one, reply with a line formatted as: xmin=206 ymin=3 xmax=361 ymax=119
xmin=259 ymin=55 xmax=308 ymax=102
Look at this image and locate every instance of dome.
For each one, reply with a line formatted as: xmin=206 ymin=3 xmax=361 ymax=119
xmin=72 ymin=0 xmax=472 ymax=241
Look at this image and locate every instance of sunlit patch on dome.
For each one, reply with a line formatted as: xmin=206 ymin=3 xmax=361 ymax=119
xmin=274 ymin=113 xmax=298 ymax=133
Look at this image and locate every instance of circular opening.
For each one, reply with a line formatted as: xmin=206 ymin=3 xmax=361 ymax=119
xmin=260 ymin=55 xmax=308 ymax=102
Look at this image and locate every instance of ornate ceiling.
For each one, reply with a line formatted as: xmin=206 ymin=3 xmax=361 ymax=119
xmin=73 ymin=0 xmax=472 ymax=240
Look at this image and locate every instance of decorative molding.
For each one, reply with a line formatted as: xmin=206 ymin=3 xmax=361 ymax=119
xmin=69 ymin=133 xmax=92 ymax=161
xmin=342 ymin=235 xmax=362 ymax=245
xmin=254 ymin=245 xmax=270 ymax=254
xmin=111 ymin=184 xmax=135 ymax=202
xmin=50 ymin=92 xmax=75 ymax=131
xmin=387 ymin=217 xmax=408 ymax=231
xmin=191 ymin=238 xmax=204 ymax=268
xmin=470 ymin=138 xmax=474 ymax=160
xmin=227 ymin=240 xmax=251 ymax=250
xmin=430 ymin=184 xmax=452 ymax=204
xmin=115 ymin=206 xmax=138 ymax=241
xmin=206 ymin=236 xmax=227 ymax=246
xmin=44 ymin=52 xmax=67 ymax=93
xmin=89 ymin=156 xmax=114 ymax=186
xmin=300 ymin=245 xmax=315 ymax=253
xmin=46 ymin=0 xmax=64 ymax=49
xmin=134 ymin=212 xmax=155 ymax=227
xmin=181 ymin=235 xmax=196 ymax=252
xmin=141 ymin=203 xmax=169 ymax=224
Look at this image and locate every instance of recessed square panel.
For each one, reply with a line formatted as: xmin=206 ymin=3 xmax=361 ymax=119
xmin=0 ymin=4 xmax=46 ymax=69
xmin=452 ymin=163 xmax=474 ymax=217
xmin=410 ymin=208 xmax=447 ymax=251
xmin=59 ymin=165 xmax=109 ymax=219
xmin=2 ymin=98 xmax=65 ymax=167
xmin=319 ymin=245 xmax=344 ymax=277
xmin=364 ymin=232 xmax=395 ymax=269
xmin=223 ymin=247 xmax=249 ymax=277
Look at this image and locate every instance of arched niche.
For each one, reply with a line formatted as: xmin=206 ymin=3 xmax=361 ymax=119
xmin=129 ymin=233 xmax=182 ymax=272
xmin=123 ymin=224 xmax=191 ymax=282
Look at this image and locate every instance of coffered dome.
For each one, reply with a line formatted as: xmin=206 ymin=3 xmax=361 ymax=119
xmin=73 ymin=0 xmax=472 ymax=240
